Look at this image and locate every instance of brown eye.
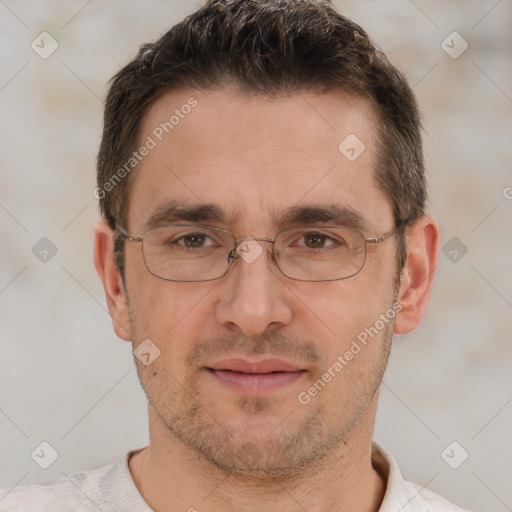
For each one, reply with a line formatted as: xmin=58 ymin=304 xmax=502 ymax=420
xmin=303 ymin=233 xmax=329 ymax=248
xmin=181 ymin=233 xmax=207 ymax=248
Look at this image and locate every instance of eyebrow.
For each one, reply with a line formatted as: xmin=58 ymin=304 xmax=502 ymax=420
xmin=272 ymin=204 xmax=370 ymax=232
xmin=144 ymin=200 xmax=370 ymax=233
xmin=144 ymin=200 xmax=235 ymax=230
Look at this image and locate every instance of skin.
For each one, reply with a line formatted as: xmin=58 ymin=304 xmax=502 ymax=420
xmin=94 ymin=88 xmax=439 ymax=512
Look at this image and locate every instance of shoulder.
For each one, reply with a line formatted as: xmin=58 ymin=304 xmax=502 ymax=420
xmin=0 ymin=465 xmax=109 ymax=512
xmin=372 ymin=442 xmax=472 ymax=512
xmin=403 ymin=480 xmax=471 ymax=512
xmin=0 ymin=451 xmax=149 ymax=512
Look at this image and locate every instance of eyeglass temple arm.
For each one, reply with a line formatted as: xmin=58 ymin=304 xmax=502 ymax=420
xmin=365 ymin=223 xmax=403 ymax=244
xmin=116 ymin=229 xmax=143 ymax=243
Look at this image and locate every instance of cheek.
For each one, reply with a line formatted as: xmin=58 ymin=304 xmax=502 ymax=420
xmin=127 ymin=274 xmax=214 ymax=367
xmin=300 ymin=275 xmax=395 ymax=359
xmin=126 ymin=246 xmax=199 ymax=333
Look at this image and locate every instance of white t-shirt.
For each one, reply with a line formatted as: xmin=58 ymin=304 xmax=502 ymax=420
xmin=0 ymin=443 xmax=470 ymax=511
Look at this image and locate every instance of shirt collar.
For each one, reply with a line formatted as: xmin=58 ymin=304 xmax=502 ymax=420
xmin=372 ymin=442 xmax=429 ymax=512
xmin=122 ymin=443 xmax=433 ymax=512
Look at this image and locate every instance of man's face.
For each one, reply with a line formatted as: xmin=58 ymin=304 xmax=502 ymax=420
xmin=122 ymin=89 xmax=399 ymax=475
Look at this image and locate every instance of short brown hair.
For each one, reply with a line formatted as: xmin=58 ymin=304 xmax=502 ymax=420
xmin=97 ymin=0 xmax=425 ymax=278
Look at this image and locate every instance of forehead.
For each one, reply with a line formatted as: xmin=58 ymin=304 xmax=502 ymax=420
xmin=126 ymin=88 xmax=392 ymax=234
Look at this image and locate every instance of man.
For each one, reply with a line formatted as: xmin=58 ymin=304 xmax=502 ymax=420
xmin=1 ymin=0 xmax=471 ymax=510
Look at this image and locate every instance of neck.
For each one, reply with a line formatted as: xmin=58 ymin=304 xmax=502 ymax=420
xmin=129 ymin=402 xmax=386 ymax=512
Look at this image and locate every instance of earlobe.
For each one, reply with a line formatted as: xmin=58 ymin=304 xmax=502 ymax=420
xmin=394 ymin=215 xmax=440 ymax=335
xmin=93 ymin=219 xmax=131 ymax=341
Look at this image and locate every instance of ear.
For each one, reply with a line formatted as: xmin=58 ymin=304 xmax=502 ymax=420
xmin=394 ymin=214 xmax=439 ymax=335
xmin=93 ymin=219 xmax=131 ymax=341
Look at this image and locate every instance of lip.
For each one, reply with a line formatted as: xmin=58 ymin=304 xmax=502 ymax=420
xmin=206 ymin=358 xmax=306 ymax=394
xmin=209 ymin=358 xmax=302 ymax=373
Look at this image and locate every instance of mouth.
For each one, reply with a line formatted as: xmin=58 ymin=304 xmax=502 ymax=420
xmin=206 ymin=358 xmax=307 ymax=394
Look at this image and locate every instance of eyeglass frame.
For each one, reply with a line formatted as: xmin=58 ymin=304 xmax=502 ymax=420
xmin=116 ymin=222 xmax=403 ymax=283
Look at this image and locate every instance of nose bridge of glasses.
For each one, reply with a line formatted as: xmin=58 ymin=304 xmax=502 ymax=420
xmin=229 ymin=236 xmax=277 ymax=263
xmin=135 ymin=225 xmax=377 ymax=282
xmin=235 ymin=236 xmax=275 ymax=245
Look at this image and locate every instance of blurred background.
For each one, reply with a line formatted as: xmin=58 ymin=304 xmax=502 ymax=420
xmin=1 ymin=1 xmax=511 ymax=510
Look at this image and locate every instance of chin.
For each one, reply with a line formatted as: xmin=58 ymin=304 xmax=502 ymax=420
xmin=163 ymin=396 xmax=346 ymax=477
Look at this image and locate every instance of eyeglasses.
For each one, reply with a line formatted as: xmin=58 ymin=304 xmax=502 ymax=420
xmin=117 ymin=223 xmax=401 ymax=282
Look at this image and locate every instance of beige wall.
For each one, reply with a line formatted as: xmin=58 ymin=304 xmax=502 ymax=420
xmin=1 ymin=1 xmax=511 ymax=510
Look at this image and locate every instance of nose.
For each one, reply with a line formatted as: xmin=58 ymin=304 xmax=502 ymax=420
xmin=215 ymin=241 xmax=293 ymax=336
